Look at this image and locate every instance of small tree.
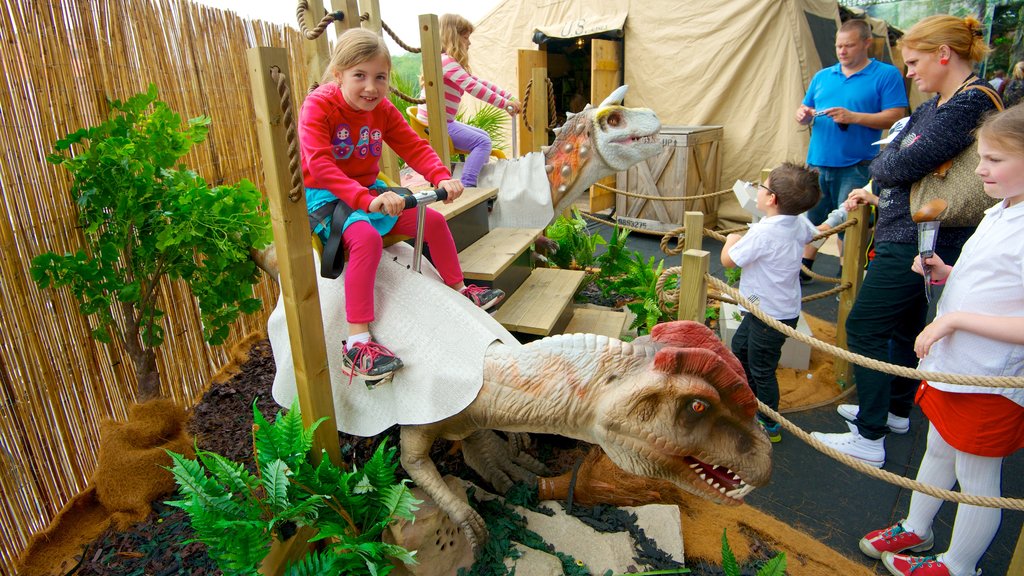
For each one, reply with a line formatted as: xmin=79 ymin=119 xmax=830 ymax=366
xmin=31 ymin=84 xmax=272 ymax=400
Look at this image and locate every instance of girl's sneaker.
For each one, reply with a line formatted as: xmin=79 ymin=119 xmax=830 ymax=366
xmin=343 ymin=340 xmax=403 ymax=383
xmin=461 ymin=284 xmax=505 ymax=310
xmin=880 ymin=552 xmax=964 ymax=576
xmin=859 ymin=521 xmax=934 ymax=559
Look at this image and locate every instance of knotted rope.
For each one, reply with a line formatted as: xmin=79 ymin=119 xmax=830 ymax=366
xmin=389 ymin=86 xmax=426 ymax=104
xmin=296 ymin=0 xmax=345 ymax=40
xmin=269 ymin=66 xmax=304 ymax=203
xmin=522 ymin=77 xmax=557 ymax=133
xmin=593 ymin=182 xmax=734 ymax=202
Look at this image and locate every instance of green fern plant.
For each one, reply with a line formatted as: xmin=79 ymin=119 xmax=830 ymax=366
xmin=595 ymin=224 xmax=633 ymax=279
xmin=545 ymin=208 xmax=606 ymax=271
xmin=165 ymin=401 xmax=420 ymax=576
xmin=725 ymin=266 xmax=742 ymax=287
xmin=597 ymin=250 xmax=674 ymax=335
xmin=721 ymin=529 xmax=786 ymax=576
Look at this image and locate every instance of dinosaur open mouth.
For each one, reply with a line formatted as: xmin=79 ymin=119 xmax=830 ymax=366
xmin=684 ymin=456 xmax=753 ymax=502
xmin=613 ymin=134 xmax=659 ymax=146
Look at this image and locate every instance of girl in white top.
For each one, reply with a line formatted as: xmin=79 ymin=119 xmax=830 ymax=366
xmin=858 ymin=104 xmax=1024 ymax=576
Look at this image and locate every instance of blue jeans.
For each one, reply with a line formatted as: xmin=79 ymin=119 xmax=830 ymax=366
xmin=732 ymin=313 xmax=799 ymax=426
xmin=845 ymin=242 xmax=963 ymax=439
xmin=807 ymin=163 xmax=871 ymax=235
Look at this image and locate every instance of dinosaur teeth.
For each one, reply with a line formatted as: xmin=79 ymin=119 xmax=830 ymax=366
xmin=689 ymin=463 xmax=700 ymax=469
xmin=705 ymin=477 xmax=714 ymax=486
xmin=718 ymin=486 xmax=727 ymax=494
xmin=725 ymin=483 xmax=755 ymax=499
xmin=711 ymin=465 xmax=719 ymax=471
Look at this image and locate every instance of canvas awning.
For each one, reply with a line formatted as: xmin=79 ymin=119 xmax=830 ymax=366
xmin=532 ymin=12 xmax=626 ymax=44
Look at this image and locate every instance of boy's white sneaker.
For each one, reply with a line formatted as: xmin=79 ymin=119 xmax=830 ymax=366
xmin=837 ymin=404 xmax=910 ymax=434
xmin=811 ymin=422 xmax=885 ymax=468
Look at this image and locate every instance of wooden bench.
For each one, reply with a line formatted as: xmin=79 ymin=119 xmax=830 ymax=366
xmin=563 ymin=307 xmax=628 ymax=339
xmin=459 ymin=227 xmax=542 ymax=281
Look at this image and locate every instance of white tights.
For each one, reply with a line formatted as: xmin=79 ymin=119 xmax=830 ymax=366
xmin=902 ymin=423 xmax=1002 ymax=576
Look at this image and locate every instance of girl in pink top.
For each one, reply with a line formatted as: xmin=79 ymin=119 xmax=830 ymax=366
xmin=417 ymin=14 xmax=520 ymax=186
xmin=299 ymin=29 xmax=504 ymax=383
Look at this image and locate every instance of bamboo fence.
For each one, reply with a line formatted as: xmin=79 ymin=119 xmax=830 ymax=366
xmin=0 ymin=0 xmax=310 ymax=571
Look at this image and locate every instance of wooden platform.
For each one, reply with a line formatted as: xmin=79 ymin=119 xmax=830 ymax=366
xmin=492 ymin=268 xmax=587 ymax=336
xmin=459 ymin=227 xmax=542 ymax=281
xmin=563 ymin=307 xmax=627 ymax=339
xmin=431 ymin=186 xmax=497 ymax=220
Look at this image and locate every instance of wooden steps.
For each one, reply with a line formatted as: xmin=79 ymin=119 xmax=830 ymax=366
xmin=492 ymin=268 xmax=587 ymax=336
xmin=564 ymin=307 xmax=628 ymax=339
xmin=432 ymin=186 xmax=497 ymax=221
xmin=458 ymin=227 xmax=542 ymax=281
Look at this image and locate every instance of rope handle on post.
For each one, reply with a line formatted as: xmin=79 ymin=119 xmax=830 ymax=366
xmin=269 ymin=66 xmax=304 ymax=203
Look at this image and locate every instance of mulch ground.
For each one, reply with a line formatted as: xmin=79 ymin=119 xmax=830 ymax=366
xmin=71 ymin=337 xmax=780 ymax=576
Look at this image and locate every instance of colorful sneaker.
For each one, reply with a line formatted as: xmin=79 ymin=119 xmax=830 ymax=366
xmin=811 ymin=421 xmax=885 ymax=468
xmin=880 ymin=553 xmax=962 ymax=576
xmin=757 ymin=417 xmax=782 ymax=443
xmin=461 ymin=284 xmax=505 ymax=310
xmin=837 ymin=404 xmax=910 ymax=434
xmin=342 ymin=340 xmax=403 ymax=382
xmin=859 ymin=521 xmax=934 ymax=559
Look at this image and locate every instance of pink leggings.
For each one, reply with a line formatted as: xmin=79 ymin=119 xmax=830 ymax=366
xmin=343 ymin=208 xmax=463 ymax=323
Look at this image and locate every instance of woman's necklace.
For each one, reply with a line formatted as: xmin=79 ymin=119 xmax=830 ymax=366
xmin=939 ymin=73 xmax=977 ymax=106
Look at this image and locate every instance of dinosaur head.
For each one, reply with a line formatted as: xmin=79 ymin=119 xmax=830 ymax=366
xmin=595 ymin=321 xmax=772 ymax=505
xmin=544 ymin=85 xmax=662 ymax=216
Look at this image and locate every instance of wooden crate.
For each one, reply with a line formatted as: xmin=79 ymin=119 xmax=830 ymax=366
xmin=615 ymin=125 xmax=723 ymax=233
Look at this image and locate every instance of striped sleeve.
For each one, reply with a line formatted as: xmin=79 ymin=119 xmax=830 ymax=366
xmin=441 ymin=55 xmax=510 ymax=112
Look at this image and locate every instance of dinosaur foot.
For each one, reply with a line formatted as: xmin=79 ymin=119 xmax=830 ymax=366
xmin=462 ymin=430 xmax=550 ymax=494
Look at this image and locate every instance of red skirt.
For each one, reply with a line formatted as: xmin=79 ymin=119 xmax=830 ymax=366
xmin=916 ymin=382 xmax=1024 ymax=457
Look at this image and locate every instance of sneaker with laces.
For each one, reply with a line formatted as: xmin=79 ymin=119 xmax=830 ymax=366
xmin=342 ymin=340 xmax=403 ymax=382
xmin=859 ymin=521 xmax=934 ymax=559
xmin=757 ymin=417 xmax=782 ymax=443
xmin=461 ymin=284 xmax=505 ymax=310
xmin=880 ymin=552 xmax=960 ymax=576
xmin=810 ymin=421 xmax=885 ymax=468
xmin=837 ymin=404 xmax=910 ymax=434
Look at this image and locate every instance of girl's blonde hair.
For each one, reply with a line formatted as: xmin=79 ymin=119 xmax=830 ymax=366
xmin=977 ymin=104 xmax=1024 ymax=158
xmin=1013 ymin=61 xmax=1024 ymax=81
xmin=321 ymin=28 xmax=391 ymax=85
xmin=440 ymin=13 xmax=474 ymax=72
xmin=898 ymin=15 xmax=991 ymax=64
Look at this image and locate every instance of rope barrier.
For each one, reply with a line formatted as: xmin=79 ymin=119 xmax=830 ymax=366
xmin=707 ymin=275 xmax=1024 ymax=388
xmin=269 ymin=66 xmax=304 ymax=203
xmin=389 ymin=86 xmax=426 ymax=104
xmin=373 ymin=14 xmax=422 ymax=53
xmin=593 ymin=182 xmax=734 ymax=202
xmin=522 ymin=77 xmax=556 ymax=133
xmin=757 ymin=401 xmax=1024 ymax=510
xmin=295 ymin=0 xmax=345 ymax=40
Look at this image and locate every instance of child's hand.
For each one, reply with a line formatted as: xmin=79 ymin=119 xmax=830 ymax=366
xmin=911 ymin=254 xmax=951 ymax=281
xmin=844 ymin=188 xmax=877 ymax=210
xmin=915 ymin=314 xmax=959 ymax=358
xmin=506 ymin=101 xmax=522 ymax=115
xmin=438 ymin=179 xmax=464 ymax=203
xmin=369 ymin=191 xmax=405 ymax=216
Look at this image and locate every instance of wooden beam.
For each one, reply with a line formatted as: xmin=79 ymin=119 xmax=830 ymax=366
xmin=530 ymin=67 xmax=548 ymax=153
xmin=683 ymin=211 xmax=704 ymax=254
xmin=516 ymin=49 xmax=546 ymax=156
xmin=835 ymin=204 xmax=870 ymax=387
xmin=419 ymin=14 xmax=450 ymax=163
xmin=246 ymin=47 xmax=341 ymax=467
xmin=1009 ymin=527 xmax=1024 ymax=576
xmin=360 ymin=0 xmax=400 ymax=184
xmin=679 ymin=249 xmax=709 ymax=323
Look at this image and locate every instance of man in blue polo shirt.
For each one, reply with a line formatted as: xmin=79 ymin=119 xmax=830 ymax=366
xmin=795 ymin=18 xmax=908 ymax=281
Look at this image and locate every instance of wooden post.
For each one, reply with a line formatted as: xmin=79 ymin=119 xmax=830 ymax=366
xmin=300 ymin=0 xmax=357 ymax=88
xmin=834 ymin=204 xmax=870 ymax=387
xmin=246 ymin=47 xmax=342 ymax=467
xmin=683 ymin=211 xmax=704 ymax=253
xmin=360 ymin=0 xmax=400 ymax=184
xmin=678 ymin=249 xmax=709 ymax=322
xmin=419 ymin=14 xmax=450 ymax=163
xmin=517 ymin=49 xmax=546 ymax=155
xmin=530 ymin=67 xmax=548 ymax=153
xmin=1009 ymin=527 xmax=1024 ymax=576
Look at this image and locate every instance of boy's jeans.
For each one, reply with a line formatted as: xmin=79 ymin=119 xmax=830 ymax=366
xmin=731 ymin=313 xmax=799 ymax=426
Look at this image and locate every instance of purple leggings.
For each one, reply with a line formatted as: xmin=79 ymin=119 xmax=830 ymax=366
xmin=343 ymin=208 xmax=463 ymax=323
xmin=447 ymin=120 xmax=491 ymax=186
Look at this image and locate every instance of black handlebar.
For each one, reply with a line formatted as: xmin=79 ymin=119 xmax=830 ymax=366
xmin=401 ymin=188 xmax=449 ymax=209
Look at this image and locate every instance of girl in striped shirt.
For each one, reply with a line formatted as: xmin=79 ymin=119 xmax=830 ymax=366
xmin=417 ymin=13 xmax=520 ymax=187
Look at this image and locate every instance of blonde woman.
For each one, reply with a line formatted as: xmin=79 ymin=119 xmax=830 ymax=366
xmin=1002 ymin=60 xmax=1024 ymax=107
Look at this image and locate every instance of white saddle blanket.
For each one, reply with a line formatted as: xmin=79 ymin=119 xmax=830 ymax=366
xmin=268 ymin=243 xmax=519 ymax=436
xmin=481 ymin=151 xmax=554 ymax=229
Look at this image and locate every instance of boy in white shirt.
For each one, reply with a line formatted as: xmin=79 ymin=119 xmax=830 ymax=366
xmin=721 ymin=163 xmax=821 ymax=442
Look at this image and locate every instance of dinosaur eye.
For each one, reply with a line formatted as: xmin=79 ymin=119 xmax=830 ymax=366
xmin=605 ymin=111 xmax=623 ymax=128
xmin=690 ymin=399 xmax=708 ymax=414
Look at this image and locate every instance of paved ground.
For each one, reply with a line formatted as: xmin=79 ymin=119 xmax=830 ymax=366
xmin=589 ymin=220 xmax=1023 ymax=576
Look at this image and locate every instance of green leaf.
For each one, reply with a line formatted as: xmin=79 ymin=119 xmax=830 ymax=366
xmin=756 ymin=552 xmax=786 ymax=576
xmin=260 ymin=459 xmax=291 ymax=511
xmin=721 ymin=529 xmax=739 ymax=576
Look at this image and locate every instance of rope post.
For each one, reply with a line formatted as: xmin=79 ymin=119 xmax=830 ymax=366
xmin=1010 ymin=528 xmax=1024 ymax=576
xmin=835 ymin=203 xmax=870 ymax=387
xmin=360 ymin=0 xmax=400 ymax=184
xmin=301 ymin=0 xmax=357 ymax=88
xmin=529 ymin=67 xmax=549 ymax=153
xmin=419 ymin=14 xmax=451 ymax=163
xmin=246 ymin=47 xmax=341 ymax=467
xmin=679 ymin=249 xmax=710 ymax=322
xmin=683 ymin=211 xmax=704 ymax=253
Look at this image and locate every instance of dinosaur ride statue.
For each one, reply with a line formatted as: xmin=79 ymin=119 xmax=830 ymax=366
xmin=481 ymin=84 xmax=663 ymax=230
